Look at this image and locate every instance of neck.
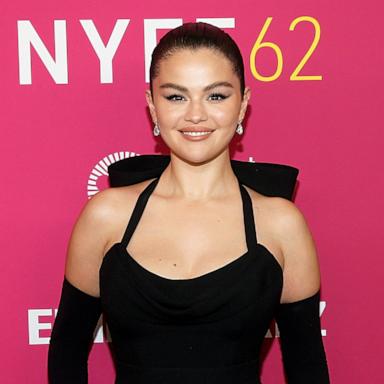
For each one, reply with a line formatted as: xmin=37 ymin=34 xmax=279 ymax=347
xmin=158 ymin=149 xmax=239 ymax=201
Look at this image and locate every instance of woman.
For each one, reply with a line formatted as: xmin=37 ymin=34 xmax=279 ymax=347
xmin=48 ymin=22 xmax=330 ymax=383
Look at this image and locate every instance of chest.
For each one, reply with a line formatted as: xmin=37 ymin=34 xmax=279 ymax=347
xmin=126 ymin=198 xmax=249 ymax=280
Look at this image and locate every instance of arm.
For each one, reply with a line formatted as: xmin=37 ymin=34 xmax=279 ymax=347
xmin=48 ymin=278 xmax=101 ymax=383
xmin=48 ymin=188 xmax=118 ymax=383
xmin=273 ymin=198 xmax=330 ymax=383
xmin=275 ymin=291 xmax=329 ymax=383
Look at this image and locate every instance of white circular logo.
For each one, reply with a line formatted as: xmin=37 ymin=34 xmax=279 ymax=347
xmin=87 ymin=151 xmax=140 ymax=198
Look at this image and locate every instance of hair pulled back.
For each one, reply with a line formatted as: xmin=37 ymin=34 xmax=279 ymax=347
xmin=149 ymin=22 xmax=245 ymax=97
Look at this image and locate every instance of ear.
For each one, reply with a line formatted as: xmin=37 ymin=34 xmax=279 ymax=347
xmin=238 ymin=86 xmax=251 ymax=123
xmin=145 ymin=89 xmax=157 ymax=123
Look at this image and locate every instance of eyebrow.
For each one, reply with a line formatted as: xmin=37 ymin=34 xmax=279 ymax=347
xmin=159 ymin=81 xmax=234 ymax=92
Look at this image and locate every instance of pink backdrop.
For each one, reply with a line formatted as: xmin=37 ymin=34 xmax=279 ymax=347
xmin=1 ymin=0 xmax=382 ymax=382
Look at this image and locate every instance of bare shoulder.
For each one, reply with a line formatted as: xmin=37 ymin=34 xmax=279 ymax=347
xmin=64 ymin=183 xmax=147 ymax=297
xmin=245 ymin=188 xmax=321 ymax=303
xmin=257 ymin=194 xmax=308 ymax=237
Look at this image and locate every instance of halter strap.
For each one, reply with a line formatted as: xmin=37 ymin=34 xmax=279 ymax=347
xmin=121 ymin=177 xmax=160 ymax=248
xmin=238 ymin=180 xmax=258 ymax=250
xmin=120 ymin=176 xmax=258 ymax=251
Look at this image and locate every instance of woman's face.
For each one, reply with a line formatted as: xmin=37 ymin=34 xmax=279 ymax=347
xmin=146 ymin=48 xmax=250 ymax=163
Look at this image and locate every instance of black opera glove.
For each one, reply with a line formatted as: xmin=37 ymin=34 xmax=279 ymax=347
xmin=48 ymin=277 xmax=102 ymax=383
xmin=275 ymin=291 xmax=330 ymax=384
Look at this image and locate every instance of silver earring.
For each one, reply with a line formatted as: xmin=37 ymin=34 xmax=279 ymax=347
xmin=153 ymin=123 xmax=160 ymax=136
xmin=236 ymin=122 xmax=243 ymax=135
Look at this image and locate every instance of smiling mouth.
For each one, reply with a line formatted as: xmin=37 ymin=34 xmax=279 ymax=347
xmin=180 ymin=131 xmax=213 ymax=136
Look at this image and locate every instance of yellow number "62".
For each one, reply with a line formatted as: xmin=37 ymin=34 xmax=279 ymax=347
xmin=250 ymin=16 xmax=322 ymax=81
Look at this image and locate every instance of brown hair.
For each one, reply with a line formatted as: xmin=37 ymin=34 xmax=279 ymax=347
xmin=149 ymin=22 xmax=245 ymax=97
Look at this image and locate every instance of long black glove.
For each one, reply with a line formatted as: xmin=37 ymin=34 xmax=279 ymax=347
xmin=275 ymin=291 xmax=330 ymax=383
xmin=48 ymin=277 xmax=102 ymax=383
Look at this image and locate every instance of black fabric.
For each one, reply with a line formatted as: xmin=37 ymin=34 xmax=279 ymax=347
xmin=48 ymin=277 xmax=102 ymax=383
xmin=107 ymin=154 xmax=299 ymax=200
xmin=100 ymin=175 xmax=283 ymax=383
xmin=275 ymin=291 xmax=330 ymax=383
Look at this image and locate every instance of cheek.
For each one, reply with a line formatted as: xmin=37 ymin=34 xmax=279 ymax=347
xmin=210 ymin=104 xmax=239 ymax=125
xmin=155 ymin=100 xmax=184 ymax=121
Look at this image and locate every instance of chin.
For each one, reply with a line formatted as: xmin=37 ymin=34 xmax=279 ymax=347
xmin=170 ymin=147 xmax=228 ymax=166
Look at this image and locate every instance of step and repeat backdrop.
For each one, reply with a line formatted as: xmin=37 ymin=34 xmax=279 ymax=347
xmin=1 ymin=0 xmax=382 ymax=383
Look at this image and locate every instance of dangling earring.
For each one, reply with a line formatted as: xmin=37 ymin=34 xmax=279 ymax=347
xmin=236 ymin=122 xmax=243 ymax=135
xmin=153 ymin=123 xmax=160 ymax=136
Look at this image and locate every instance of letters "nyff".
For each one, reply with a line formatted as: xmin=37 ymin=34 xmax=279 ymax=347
xmin=17 ymin=18 xmax=235 ymax=85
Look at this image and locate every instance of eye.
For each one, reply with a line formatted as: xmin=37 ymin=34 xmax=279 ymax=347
xmin=208 ymin=93 xmax=228 ymax=101
xmin=165 ymin=94 xmax=185 ymax=102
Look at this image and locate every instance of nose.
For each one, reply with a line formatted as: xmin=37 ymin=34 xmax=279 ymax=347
xmin=184 ymin=99 xmax=208 ymax=124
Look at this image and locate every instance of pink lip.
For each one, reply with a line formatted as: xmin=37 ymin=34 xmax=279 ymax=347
xmin=179 ymin=130 xmax=214 ymax=141
xmin=179 ymin=127 xmax=215 ymax=132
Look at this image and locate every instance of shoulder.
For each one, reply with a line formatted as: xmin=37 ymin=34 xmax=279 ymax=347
xmin=72 ymin=186 xmax=131 ymax=244
xmin=80 ymin=187 xmax=124 ymax=225
xmin=246 ymin=188 xmax=312 ymax=253
xmin=65 ymin=181 xmax=153 ymax=296
xmin=245 ymin=187 xmax=305 ymax=245
xmin=78 ymin=180 xmax=156 ymax=250
xmin=262 ymin=195 xmax=309 ymax=240
xmin=81 ymin=179 xmax=156 ymax=231
xmin=246 ymin=189 xmax=321 ymax=303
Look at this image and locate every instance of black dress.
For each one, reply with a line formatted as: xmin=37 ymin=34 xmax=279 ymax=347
xmin=100 ymin=173 xmax=282 ymax=383
xmin=48 ymin=155 xmax=330 ymax=383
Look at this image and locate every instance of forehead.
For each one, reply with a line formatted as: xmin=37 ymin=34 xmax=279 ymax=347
xmin=154 ymin=48 xmax=239 ymax=89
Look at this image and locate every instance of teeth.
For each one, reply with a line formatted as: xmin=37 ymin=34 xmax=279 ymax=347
xmin=182 ymin=131 xmax=212 ymax=136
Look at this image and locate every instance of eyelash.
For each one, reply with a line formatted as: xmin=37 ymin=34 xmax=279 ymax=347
xmin=165 ymin=93 xmax=228 ymax=102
